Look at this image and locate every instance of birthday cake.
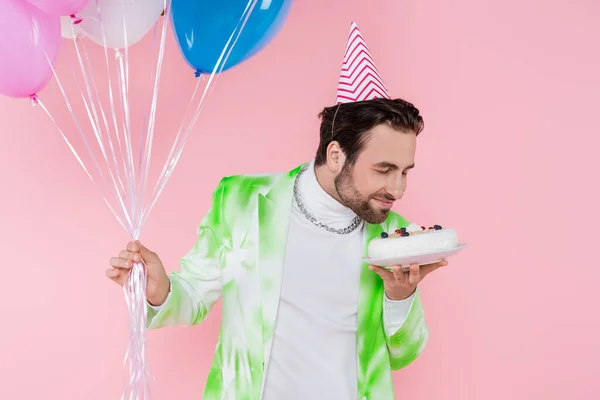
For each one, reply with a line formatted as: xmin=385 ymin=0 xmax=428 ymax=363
xmin=367 ymin=223 xmax=459 ymax=259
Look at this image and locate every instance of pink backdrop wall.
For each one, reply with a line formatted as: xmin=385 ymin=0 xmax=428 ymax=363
xmin=1 ymin=0 xmax=598 ymax=398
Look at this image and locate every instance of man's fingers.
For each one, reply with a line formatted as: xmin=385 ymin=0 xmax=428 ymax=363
xmin=105 ymin=268 xmax=123 ymax=282
xmin=109 ymin=257 xmax=132 ymax=269
xmin=119 ymin=250 xmax=141 ymax=263
xmin=125 ymin=241 xmax=160 ymax=263
xmin=390 ymin=266 xmax=407 ymax=282
xmin=369 ymin=265 xmax=394 ymax=282
xmin=106 ymin=268 xmax=118 ymax=278
xmin=135 ymin=241 xmax=161 ymax=263
xmin=106 ymin=268 xmax=127 ymax=286
xmin=407 ymin=264 xmax=420 ymax=285
xmin=420 ymin=260 xmax=448 ymax=277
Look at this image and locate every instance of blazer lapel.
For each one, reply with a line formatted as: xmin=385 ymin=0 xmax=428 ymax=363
xmin=257 ymin=164 xmax=304 ymax=369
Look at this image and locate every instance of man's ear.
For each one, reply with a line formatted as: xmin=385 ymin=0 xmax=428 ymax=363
xmin=326 ymin=141 xmax=347 ymax=173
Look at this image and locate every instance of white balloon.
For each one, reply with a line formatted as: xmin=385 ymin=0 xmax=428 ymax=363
xmin=60 ymin=16 xmax=86 ymax=39
xmin=77 ymin=0 xmax=165 ymax=49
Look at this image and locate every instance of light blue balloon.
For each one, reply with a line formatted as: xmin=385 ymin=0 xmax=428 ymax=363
xmin=170 ymin=0 xmax=293 ymax=76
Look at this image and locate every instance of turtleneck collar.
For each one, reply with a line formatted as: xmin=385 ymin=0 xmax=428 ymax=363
xmin=292 ymin=159 xmax=360 ymax=229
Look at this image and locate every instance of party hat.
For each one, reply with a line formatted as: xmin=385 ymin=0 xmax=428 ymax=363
xmin=336 ymin=22 xmax=390 ymax=104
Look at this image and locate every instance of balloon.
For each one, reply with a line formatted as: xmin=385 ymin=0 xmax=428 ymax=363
xmin=24 ymin=0 xmax=91 ymax=16
xmin=0 ymin=0 xmax=61 ymax=98
xmin=170 ymin=0 xmax=293 ymax=75
xmin=61 ymin=16 xmax=86 ymax=39
xmin=77 ymin=0 xmax=164 ymax=49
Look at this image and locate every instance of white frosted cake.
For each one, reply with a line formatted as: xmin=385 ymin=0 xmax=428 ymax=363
xmin=368 ymin=223 xmax=459 ymax=259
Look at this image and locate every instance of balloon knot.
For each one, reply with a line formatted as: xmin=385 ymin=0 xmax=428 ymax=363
xmin=70 ymin=14 xmax=82 ymax=25
xmin=30 ymin=94 xmax=38 ymax=106
xmin=115 ymin=50 xmax=123 ymax=60
xmin=194 ymin=70 xmax=202 ymax=78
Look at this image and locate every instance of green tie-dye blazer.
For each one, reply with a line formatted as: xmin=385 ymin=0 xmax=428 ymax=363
xmin=147 ymin=163 xmax=429 ymax=400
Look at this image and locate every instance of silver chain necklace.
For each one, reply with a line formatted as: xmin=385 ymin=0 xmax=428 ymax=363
xmin=293 ymin=165 xmax=362 ymax=235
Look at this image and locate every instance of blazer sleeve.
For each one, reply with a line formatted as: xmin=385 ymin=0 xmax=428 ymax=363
xmin=385 ymin=289 xmax=429 ymax=370
xmin=146 ymin=178 xmax=230 ymax=329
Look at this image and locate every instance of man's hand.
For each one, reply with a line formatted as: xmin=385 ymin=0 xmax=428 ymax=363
xmin=369 ymin=260 xmax=448 ymax=300
xmin=106 ymin=240 xmax=171 ymax=306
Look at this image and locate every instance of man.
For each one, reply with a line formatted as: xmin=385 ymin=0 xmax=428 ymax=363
xmin=107 ymin=22 xmax=447 ymax=400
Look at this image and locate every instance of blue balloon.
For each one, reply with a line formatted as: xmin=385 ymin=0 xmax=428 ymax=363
xmin=170 ymin=0 xmax=293 ymax=76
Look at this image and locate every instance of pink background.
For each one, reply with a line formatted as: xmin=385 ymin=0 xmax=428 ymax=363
xmin=1 ymin=0 xmax=598 ymax=398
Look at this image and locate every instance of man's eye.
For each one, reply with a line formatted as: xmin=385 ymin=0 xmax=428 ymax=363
xmin=376 ymin=169 xmax=390 ymax=174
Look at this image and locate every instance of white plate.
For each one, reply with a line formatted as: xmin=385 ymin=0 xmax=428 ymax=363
xmin=362 ymin=244 xmax=467 ymax=271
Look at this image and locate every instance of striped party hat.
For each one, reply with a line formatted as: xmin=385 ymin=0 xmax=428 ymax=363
xmin=336 ymin=22 xmax=390 ymax=104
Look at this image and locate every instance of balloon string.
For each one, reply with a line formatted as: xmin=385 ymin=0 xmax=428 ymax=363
xmin=115 ymin=51 xmax=137 ymax=227
xmin=93 ymin=0 xmax=130 ymax=205
xmin=121 ymin=261 xmax=151 ymax=400
xmin=139 ymin=0 xmax=259 ymax=228
xmin=137 ymin=3 xmax=162 ymax=194
xmin=118 ymin=0 xmax=136 ymax=222
xmin=75 ymin=38 xmax=128 ymax=201
xmin=43 ymin=49 xmax=137 ymax=232
xmin=34 ymin=96 xmax=130 ymax=233
xmin=71 ymin=30 xmax=134 ymax=232
xmin=115 ymin=0 xmax=151 ymax=398
xmin=71 ymin=35 xmax=110 ymax=171
xmin=136 ymin=0 xmax=171 ymax=238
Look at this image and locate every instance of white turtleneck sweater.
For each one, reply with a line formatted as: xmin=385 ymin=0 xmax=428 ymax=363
xmin=261 ymin=160 xmax=415 ymax=400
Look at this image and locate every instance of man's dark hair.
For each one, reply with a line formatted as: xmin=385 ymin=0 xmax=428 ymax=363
xmin=314 ymin=98 xmax=424 ymax=166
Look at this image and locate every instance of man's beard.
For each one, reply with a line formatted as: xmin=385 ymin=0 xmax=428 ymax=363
xmin=334 ymin=164 xmax=391 ymax=224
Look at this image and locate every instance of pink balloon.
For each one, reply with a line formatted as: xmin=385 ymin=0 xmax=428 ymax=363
xmin=24 ymin=0 xmax=91 ymax=16
xmin=0 ymin=0 xmax=61 ymax=98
